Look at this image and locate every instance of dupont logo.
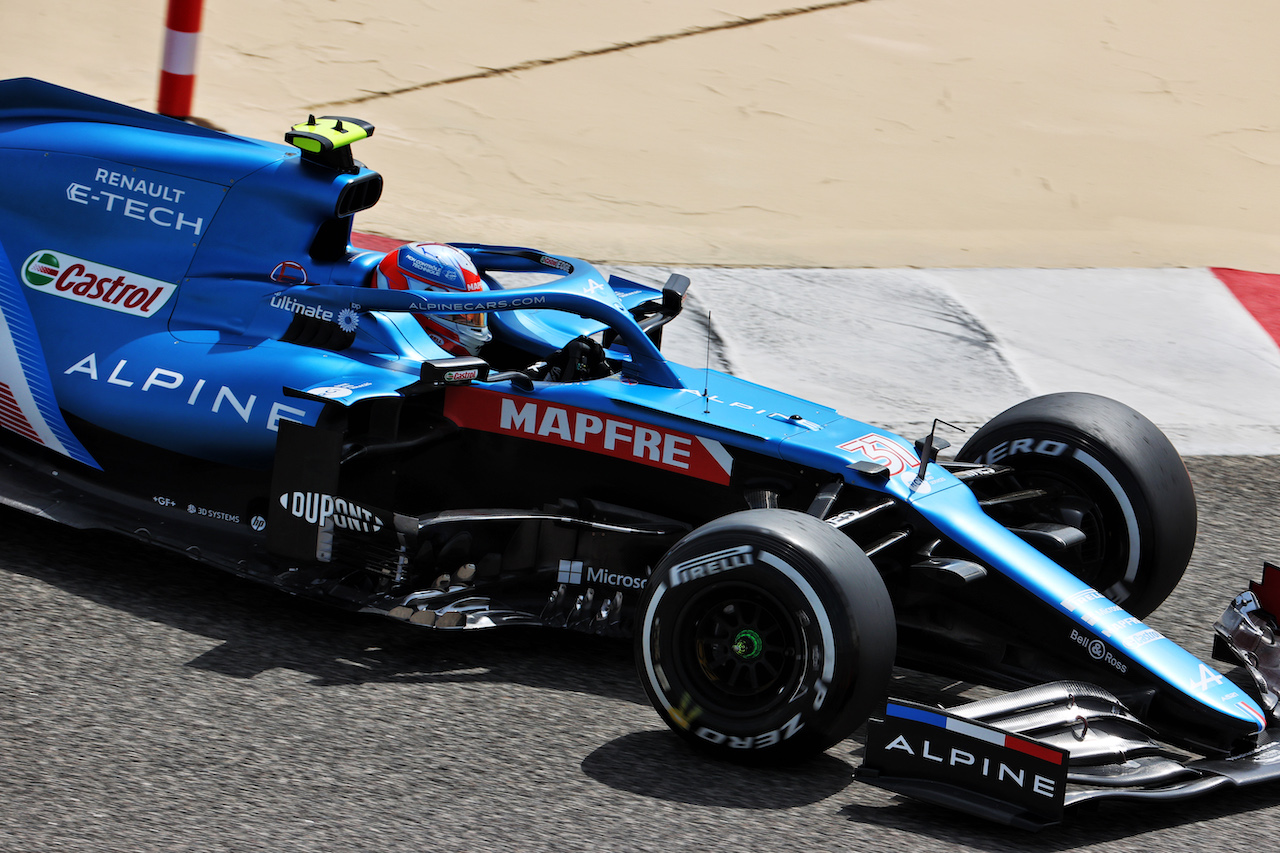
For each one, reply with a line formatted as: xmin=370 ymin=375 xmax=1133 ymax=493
xmin=278 ymin=491 xmax=384 ymax=533
xmin=22 ymin=250 xmax=176 ymax=317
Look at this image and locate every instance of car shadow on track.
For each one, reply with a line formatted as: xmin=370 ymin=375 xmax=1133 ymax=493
xmin=8 ymin=494 xmax=1280 ymax=840
xmin=0 ymin=507 xmax=647 ymax=705
xmin=582 ymin=731 xmax=855 ymax=808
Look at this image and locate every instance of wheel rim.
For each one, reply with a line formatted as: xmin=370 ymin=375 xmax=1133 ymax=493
xmin=673 ymin=582 xmax=805 ymax=717
xmin=983 ymin=465 xmax=1132 ymax=598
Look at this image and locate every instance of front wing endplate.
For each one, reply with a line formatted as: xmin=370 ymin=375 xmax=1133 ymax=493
xmin=858 ymin=686 xmax=1280 ymax=830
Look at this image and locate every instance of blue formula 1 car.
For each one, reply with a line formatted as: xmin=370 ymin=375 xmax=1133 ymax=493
xmin=3 ymin=77 xmax=1280 ymax=829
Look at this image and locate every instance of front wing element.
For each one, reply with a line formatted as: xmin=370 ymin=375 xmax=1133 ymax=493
xmin=857 ymin=698 xmax=1069 ymax=830
xmin=1213 ymin=562 xmax=1280 ymax=714
xmin=857 ymin=682 xmax=1280 ymax=830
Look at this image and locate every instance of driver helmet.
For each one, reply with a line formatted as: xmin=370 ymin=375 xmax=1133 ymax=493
xmin=373 ymin=242 xmax=491 ymax=356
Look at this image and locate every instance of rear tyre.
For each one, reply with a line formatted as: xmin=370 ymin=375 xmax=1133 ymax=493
xmin=956 ymin=392 xmax=1196 ymax=618
xmin=635 ymin=509 xmax=895 ymax=765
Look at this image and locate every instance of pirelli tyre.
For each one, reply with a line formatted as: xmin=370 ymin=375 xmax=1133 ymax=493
xmin=635 ymin=509 xmax=896 ymax=765
xmin=956 ymin=392 xmax=1196 ymax=619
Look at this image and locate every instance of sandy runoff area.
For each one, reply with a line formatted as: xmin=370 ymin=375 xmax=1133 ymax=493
xmin=4 ymin=1 xmax=1280 ymax=269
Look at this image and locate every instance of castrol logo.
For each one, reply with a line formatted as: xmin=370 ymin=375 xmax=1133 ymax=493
xmin=22 ymin=250 xmax=176 ymax=317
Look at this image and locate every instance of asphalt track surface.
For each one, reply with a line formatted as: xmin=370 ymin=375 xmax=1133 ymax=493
xmin=0 ymin=456 xmax=1278 ymax=852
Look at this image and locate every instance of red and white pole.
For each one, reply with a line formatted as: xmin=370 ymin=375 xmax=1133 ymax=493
xmin=157 ymin=0 xmax=205 ymax=118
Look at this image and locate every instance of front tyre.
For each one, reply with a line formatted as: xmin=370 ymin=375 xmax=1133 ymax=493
xmin=956 ymin=392 xmax=1196 ymax=618
xmin=635 ymin=509 xmax=895 ymax=765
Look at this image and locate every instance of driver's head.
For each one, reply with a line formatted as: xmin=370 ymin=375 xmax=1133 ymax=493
xmin=374 ymin=242 xmax=491 ymax=356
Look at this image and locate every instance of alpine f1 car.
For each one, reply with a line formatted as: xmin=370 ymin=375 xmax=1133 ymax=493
xmin=3 ymin=77 xmax=1280 ymax=829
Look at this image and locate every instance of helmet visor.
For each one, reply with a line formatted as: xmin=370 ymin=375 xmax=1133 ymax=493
xmin=448 ymin=312 xmax=487 ymax=329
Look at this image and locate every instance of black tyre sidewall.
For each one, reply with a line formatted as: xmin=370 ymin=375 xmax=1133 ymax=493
xmin=957 ymin=392 xmax=1196 ymax=617
xmin=636 ymin=509 xmax=895 ymax=764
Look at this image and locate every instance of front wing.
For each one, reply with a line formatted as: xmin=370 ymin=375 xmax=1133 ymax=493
xmin=858 ymin=680 xmax=1280 ymax=830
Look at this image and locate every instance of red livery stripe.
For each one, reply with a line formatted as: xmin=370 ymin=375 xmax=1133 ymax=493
xmin=0 ymin=382 xmax=42 ymax=443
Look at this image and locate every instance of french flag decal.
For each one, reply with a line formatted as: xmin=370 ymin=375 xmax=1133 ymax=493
xmin=885 ymin=703 xmax=1064 ymax=764
xmin=858 ymin=698 xmax=1069 ymax=828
